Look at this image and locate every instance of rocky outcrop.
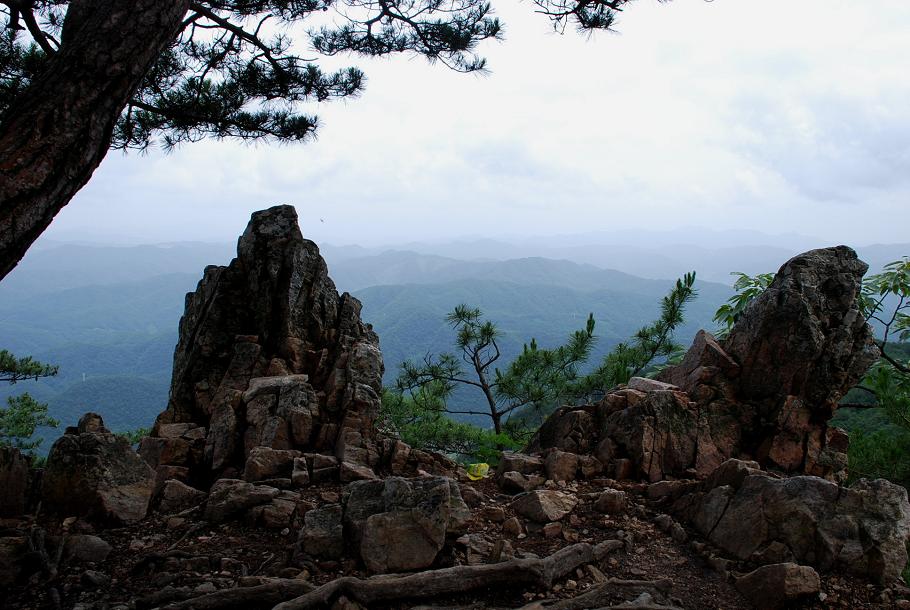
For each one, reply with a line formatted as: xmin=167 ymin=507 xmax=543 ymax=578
xmin=527 ymin=246 xmax=879 ymax=483
xmin=672 ymin=459 xmax=910 ymax=584
xmin=42 ymin=413 xmax=155 ymax=525
xmin=145 ymin=205 xmax=385 ymax=486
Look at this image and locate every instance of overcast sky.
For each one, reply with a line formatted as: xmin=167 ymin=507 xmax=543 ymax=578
xmin=41 ymin=0 xmax=910 ymax=248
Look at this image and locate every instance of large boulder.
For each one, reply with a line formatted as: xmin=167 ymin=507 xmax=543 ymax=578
xmin=673 ymin=460 xmax=910 ymax=584
xmin=146 ymin=205 xmax=384 ymax=484
xmin=529 ymin=246 xmax=879 ymax=483
xmin=734 ymin=563 xmax=821 ymax=609
xmin=343 ymin=476 xmax=470 ymax=573
xmin=42 ymin=413 xmax=155 ymax=525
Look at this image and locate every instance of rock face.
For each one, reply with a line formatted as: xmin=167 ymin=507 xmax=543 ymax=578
xmin=672 ymin=459 xmax=910 ymax=584
xmin=0 ymin=447 xmax=30 ymax=517
xmin=42 ymin=413 xmax=155 ymax=525
xmin=146 ymin=205 xmax=384 ymax=486
xmin=527 ymin=246 xmax=879 ymax=483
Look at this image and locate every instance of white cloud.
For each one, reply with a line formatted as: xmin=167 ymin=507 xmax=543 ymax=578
xmin=44 ymin=0 xmax=910 ymax=247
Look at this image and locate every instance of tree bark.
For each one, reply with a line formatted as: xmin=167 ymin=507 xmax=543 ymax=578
xmin=0 ymin=0 xmax=189 ymax=280
xmin=274 ymin=543 xmax=596 ymax=609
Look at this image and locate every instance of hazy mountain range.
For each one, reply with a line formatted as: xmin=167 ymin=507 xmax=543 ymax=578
xmin=1 ymin=233 xmax=904 ymax=448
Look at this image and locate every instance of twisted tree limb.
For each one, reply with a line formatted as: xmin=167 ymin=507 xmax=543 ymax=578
xmin=161 ymin=579 xmax=314 ymax=610
xmin=519 ymin=578 xmax=675 ymax=610
xmin=274 ymin=542 xmax=596 ymax=609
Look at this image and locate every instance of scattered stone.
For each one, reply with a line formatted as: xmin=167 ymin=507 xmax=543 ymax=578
xmin=502 ymin=517 xmax=524 ymax=537
xmin=252 ymin=491 xmax=300 ymax=529
xmin=478 ymin=506 xmax=506 ymax=523
xmin=627 ymin=377 xmax=677 ymax=393
xmin=320 ymin=491 xmax=341 ymax=504
xmin=64 ymin=534 xmax=112 ymax=564
xmin=497 ymin=453 xmax=545 ymax=476
xmin=459 ymin=485 xmax=485 ymax=508
xmin=586 ymin=564 xmax=607 ymax=583
xmin=499 ymin=471 xmax=544 ymax=494
xmin=340 ymin=461 xmax=378 ymax=482
xmin=194 ymin=581 xmax=218 ymax=595
xmin=511 ymin=490 xmax=578 ymax=523
xmin=594 ymin=489 xmax=627 ymax=514
xmin=81 ymin=570 xmax=111 ymax=588
xmin=543 ymin=522 xmax=563 ymax=538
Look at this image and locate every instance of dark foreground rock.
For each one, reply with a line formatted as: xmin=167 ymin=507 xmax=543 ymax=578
xmin=0 ymin=447 xmax=30 ymax=517
xmin=42 ymin=413 xmax=155 ymax=525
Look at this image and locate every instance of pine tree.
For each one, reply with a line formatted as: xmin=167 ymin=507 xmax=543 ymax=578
xmin=390 ymin=272 xmax=697 ymax=453
xmin=0 ymin=349 xmax=58 ymax=453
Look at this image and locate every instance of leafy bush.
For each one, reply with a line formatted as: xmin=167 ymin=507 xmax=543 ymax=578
xmin=845 ymin=427 xmax=910 ymax=488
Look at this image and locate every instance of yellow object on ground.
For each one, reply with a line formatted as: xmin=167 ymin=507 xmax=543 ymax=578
xmin=466 ymin=463 xmax=490 ymax=481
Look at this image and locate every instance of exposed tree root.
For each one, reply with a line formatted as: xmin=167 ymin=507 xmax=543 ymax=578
xmin=160 ymin=579 xmax=314 ymax=610
xmin=274 ymin=542 xmax=597 ymax=610
xmin=520 ymin=579 xmax=675 ymax=610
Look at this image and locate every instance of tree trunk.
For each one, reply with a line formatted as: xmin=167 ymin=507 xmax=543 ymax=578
xmin=0 ymin=0 xmax=189 ymax=281
xmin=474 ymin=367 xmax=501 ymax=434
